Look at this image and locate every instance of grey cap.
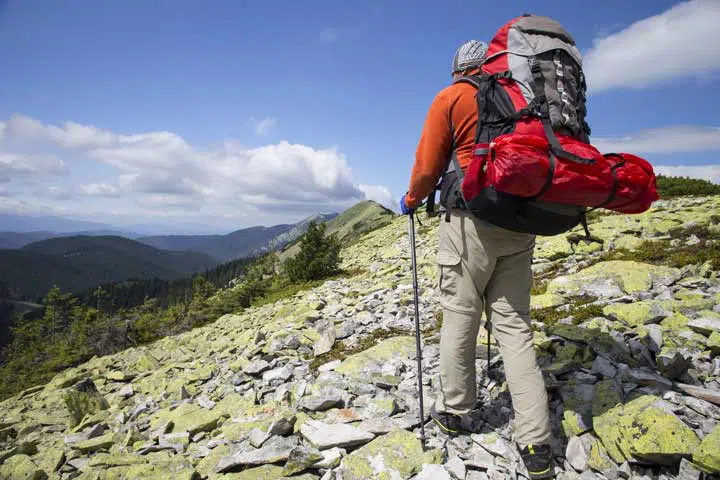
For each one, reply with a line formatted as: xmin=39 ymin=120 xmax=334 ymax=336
xmin=452 ymin=40 xmax=488 ymax=74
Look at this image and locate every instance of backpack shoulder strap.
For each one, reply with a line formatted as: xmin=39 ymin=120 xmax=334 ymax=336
xmin=452 ymin=75 xmax=484 ymax=89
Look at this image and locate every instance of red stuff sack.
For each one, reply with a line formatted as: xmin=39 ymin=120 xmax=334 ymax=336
xmin=465 ymin=134 xmax=658 ymax=213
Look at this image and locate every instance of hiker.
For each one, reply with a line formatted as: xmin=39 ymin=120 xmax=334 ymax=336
xmin=400 ymin=39 xmax=555 ymax=479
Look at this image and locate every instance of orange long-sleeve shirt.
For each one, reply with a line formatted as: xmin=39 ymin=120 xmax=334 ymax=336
xmin=405 ymin=81 xmax=479 ymax=208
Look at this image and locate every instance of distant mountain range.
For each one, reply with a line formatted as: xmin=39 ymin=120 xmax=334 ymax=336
xmin=0 ymin=236 xmax=217 ymax=301
xmin=137 ymin=213 xmax=338 ymax=262
xmin=0 ymin=210 xmax=350 ymax=301
xmin=0 ymin=203 xmax=396 ymax=302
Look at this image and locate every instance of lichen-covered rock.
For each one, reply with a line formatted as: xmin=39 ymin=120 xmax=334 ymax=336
xmin=622 ymin=404 xmax=700 ymax=465
xmin=547 ymin=261 xmax=681 ymax=298
xmin=340 ymin=429 xmax=442 ymax=480
xmin=335 ymin=336 xmax=415 ymax=381
xmin=531 ymin=293 xmax=567 ymax=310
xmin=602 ymin=301 xmax=671 ymax=327
xmin=593 ymin=395 xmax=700 ymax=465
xmin=693 ymin=424 xmax=720 ymax=474
xmin=149 ymin=403 xmax=226 ymax=436
xmin=63 ymin=378 xmax=109 ymax=427
xmin=210 ymin=464 xmax=318 ymax=479
xmin=0 ymin=454 xmax=46 ymax=480
xmin=708 ymin=331 xmax=720 ymax=355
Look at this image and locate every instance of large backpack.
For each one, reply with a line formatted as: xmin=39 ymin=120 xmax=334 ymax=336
xmin=435 ymin=14 xmax=658 ymax=236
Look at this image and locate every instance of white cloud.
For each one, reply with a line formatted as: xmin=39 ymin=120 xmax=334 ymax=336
xmin=41 ymin=186 xmax=72 ymax=200
xmin=654 ymin=165 xmax=720 ymax=184
xmin=250 ymin=117 xmax=277 ymax=136
xmin=0 ymin=114 xmax=391 ymax=227
xmin=592 ymin=125 xmax=720 ymax=154
xmin=358 ymin=184 xmax=394 ymax=209
xmin=0 ymin=152 xmax=67 ymax=176
xmin=583 ymin=0 xmax=720 ymax=92
xmin=78 ymin=183 xmax=120 ymax=197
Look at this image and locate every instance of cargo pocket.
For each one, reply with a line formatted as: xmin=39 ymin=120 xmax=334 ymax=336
xmin=437 ymin=250 xmax=462 ymax=297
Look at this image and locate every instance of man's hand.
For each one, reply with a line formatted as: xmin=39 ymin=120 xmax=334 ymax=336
xmin=400 ymin=194 xmax=414 ymax=215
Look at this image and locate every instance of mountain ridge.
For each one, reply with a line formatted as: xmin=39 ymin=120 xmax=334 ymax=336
xmin=1 ymin=235 xmax=217 ymax=300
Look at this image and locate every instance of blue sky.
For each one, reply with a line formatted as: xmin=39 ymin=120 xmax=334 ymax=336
xmin=1 ymin=0 xmax=718 ymax=233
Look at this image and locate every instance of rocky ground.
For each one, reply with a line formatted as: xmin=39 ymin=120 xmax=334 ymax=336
xmin=1 ymin=196 xmax=720 ymax=480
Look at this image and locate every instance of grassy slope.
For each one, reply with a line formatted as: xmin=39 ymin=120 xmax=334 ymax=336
xmin=278 ymin=201 xmax=395 ymax=262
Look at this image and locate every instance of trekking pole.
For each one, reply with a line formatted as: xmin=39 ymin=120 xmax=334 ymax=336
xmin=408 ymin=213 xmax=426 ymax=445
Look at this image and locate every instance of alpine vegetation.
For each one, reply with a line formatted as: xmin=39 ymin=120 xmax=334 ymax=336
xmin=0 ymin=195 xmax=719 ymax=479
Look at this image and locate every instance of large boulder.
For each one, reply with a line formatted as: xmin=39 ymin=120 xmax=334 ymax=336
xmin=547 ymin=261 xmax=681 ymax=298
xmin=339 ymin=429 xmax=442 ymax=480
xmin=693 ymin=424 xmax=720 ymax=474
xmin=593 ymin=395 xmax=700 ymax=466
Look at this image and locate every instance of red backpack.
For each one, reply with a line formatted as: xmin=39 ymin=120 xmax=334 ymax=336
xmin=440 ymin=14 xmax=659 ymax=236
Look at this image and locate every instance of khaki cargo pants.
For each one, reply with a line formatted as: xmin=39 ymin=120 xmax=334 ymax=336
xmin=433 ymin=209 xmax=552 ymax=446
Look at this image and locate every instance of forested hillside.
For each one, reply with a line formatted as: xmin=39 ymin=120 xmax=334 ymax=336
xmin=0 ymin=235 xmax=217 ymax=301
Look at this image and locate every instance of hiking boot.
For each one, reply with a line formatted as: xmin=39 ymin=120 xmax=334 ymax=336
xmin=519 ymin=444 xmax=555 ymax=479
xmin=430 ymin=405 xmax=481 ymax=436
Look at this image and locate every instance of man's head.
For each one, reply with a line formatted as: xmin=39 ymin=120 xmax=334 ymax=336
xmin=452 ymin=40 xmax=488 ymax=78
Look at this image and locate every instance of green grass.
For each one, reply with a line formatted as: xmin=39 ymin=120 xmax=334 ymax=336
xmin=600 ymin=224 xmax=720 ymax=270
xmin=531 ymin=296 xmax=601 ymax=327
xmin=309 ymin=326 xmax=407 ymax=371
xmin=251 ymin=268 xmax=368 ymax=308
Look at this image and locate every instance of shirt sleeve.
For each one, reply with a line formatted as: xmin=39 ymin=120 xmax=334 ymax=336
xmin=405 ymin=89 xmax=454 ymax=208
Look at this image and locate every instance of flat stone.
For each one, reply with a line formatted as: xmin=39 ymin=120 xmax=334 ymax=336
xmin=248 ymin=428 xmax=271 ymax=448
xmin=118 ymin=384 xmax=134 ymax=398
xmin=262 ymin=365 xmax=293 ymax=383
xmin=687 ymin=317 xmax=720 ymax=336
xmin=592 ymin=356 xmax=618 ymax=378
xmin=445 ymin=456 xmax=467 ymax=479
xmin=300 ymin=394 xmax=344 ymax=412
xmin=215 ymin=436 xmax=298 ymax=472
xmin=470 ymin=432 xmax=515 ymax=461
xmin=300 ymin=419 xmax=375 ymax=449
xmin=282 ymin=445 xmax=324 ymax=476
xmin=465 ymin=446 xmax=495 ymax=470
xmin=318 ymin=359 xmax=342 ymax=372
xmin=72 ymin=432 xmax=115 ymax=453
xmin=315 ymin=447 xmax=344 ymax=469
xmin=677 ymin=458 xmax=702 ymax=480
xmin=566 ymin=435 xmax=589 ymax=472
xmin=243 ymin=359 xmax=271 ymax=375
xmin=676 ymin=383 xmax=720 ymax=406
xmin=314 ymin=329 xmax=337 ymax=356
xmin=415 ymin=464 xmax=452 ymax=480
xmin=619 ymin=366 xmax=672 ymax=389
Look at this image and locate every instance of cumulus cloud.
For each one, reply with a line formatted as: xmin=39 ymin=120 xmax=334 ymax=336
xmin=358 ymin=184 xmax=394 ymax=209
xmin=0 ymin=152 xmax=67 ymax=176
xmin=654 ymin=165 xmax=720 ymax=184
xmin=592 ymin=125 xmax=720 ymax=154
xmin=0 ymin=114 xmax=392 ymax=226
xmin=250 ymin=117 xmax=277 ymax=136
xmin=583 ymin=0 xmax=720 ymax=93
